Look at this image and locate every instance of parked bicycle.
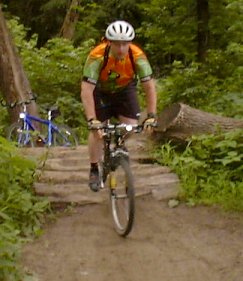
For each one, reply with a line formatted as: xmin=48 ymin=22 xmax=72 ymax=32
xmin=2 ymin=95 xmax=78 ymax=147
xmin=89 ymin=121 xmax=156 ymax=237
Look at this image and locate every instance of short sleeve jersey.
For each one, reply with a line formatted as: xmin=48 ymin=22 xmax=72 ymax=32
xmin=82 ymin=43 xmax=153 ymax=93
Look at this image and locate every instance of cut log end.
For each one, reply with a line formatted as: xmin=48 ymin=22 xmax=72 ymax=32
xmin=154 ymin=103 xmax=243 ymax=143
xmin=156 ymin=103 xmax=182 ymax=132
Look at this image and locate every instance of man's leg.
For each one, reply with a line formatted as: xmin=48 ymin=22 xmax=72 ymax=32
xmin=88 ymin=131 xmax=103 ymax=163
xmin=88 ymin=130 xmax=103 ymax=192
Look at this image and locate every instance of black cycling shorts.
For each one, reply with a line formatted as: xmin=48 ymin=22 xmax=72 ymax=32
xmin=93 ymin=80 xmax=140 ymax=122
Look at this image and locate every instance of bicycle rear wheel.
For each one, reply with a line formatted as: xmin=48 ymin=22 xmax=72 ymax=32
xmin=7 ymin=122 xmax=34 ymax=147
xmin=52 ymin=124 xmax=78 ymax=147
xmin=109 ymin=156 xmax=135 ymax=237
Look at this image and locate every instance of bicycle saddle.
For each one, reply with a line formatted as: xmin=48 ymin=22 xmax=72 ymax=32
xmin=48 ymin=106 xmax=60 ymax=119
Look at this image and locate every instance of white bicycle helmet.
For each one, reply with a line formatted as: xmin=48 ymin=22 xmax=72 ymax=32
xmin=105 ymin=20 xmax=135 ymax=41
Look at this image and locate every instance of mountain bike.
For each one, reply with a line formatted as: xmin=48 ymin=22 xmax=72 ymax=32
xmin=90 ymin=121 xmax=147 ymax=237
xmin=4 ymin=96 xmax=78 ymax=147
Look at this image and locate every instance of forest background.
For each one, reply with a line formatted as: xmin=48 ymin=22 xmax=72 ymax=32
xmin=1 ymin=0 xmax=242 ymax=133
xmin=0 ymin=1 xmax=242 ymax=279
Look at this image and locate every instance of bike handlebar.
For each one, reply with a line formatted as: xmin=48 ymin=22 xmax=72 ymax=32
xmin=106 ymin=123 xmax=143 ymax=134
xmin=89 ymin=122 xmax=157 ymax=134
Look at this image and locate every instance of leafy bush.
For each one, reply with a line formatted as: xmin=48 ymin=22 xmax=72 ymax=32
xmin=54 ymin=95 xmax=89 ymax=143
xmin=156 ymin=57 xmax=243 ymax=119
xmin=0 ymin=137 xmax=50 ymax=280
xmin=20 ymin=36 xmax=91 ymax=143
xmin=5 ymin=17 xmax=92 ymax=143
xmin=154 ymin=129 xmax=243 ymax=211
xmin=156 ymin=61 xmax=221 ymax=110
xmin=0 ymin=106 xmax=9 ymax=136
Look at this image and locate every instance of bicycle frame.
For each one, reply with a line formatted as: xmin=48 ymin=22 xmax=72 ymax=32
xmin=98 ymin=123 xmax=143 ymax=236
xmin=5 ymin=94 xmax=78 ymax=147
xmin=100 ymin=123 xmax=142 ymax=186
xmin=19 ymin=105 xmax=63 ymax=147
xmin=89 ymin=121 xmax=156 ymax=237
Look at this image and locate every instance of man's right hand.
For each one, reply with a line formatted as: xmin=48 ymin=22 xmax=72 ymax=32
xmin=88 ymin=119 xmax=102 ymax=130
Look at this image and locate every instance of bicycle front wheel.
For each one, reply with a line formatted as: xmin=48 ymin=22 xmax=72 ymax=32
xmin=109 ymin=156 xmax=135 ymax=237
xmin=7 ymin=122 xmax=34 ymax=147
xmin=52 ymin=124 xmax=78 ymax=147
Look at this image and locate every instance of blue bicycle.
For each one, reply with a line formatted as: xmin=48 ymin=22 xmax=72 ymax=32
xmin=5 ymin=95 xmax=78 ymax=147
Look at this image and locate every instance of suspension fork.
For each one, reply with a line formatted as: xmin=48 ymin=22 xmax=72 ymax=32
xmin=102 ymin=137 xmax=111 ymax=182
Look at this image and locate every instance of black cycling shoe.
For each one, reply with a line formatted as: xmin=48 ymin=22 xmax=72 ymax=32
xmin=89 ymin=169 xmax=100 ymax=192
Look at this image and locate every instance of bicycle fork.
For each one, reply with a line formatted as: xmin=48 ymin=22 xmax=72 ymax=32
xmin=18 ymin=118 xmax=32 ymax=145
xmin=108 ymin=152 xmax=130 ymax=196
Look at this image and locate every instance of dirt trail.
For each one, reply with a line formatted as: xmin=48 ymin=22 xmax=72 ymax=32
xmin=20 ymin=137 xmax=243 ymax=281
xmin=21 ymin=196 xmax=243 ymax=281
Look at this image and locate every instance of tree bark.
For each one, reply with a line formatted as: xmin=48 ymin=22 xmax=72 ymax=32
xmin=196 ymin=0 xmax=209 ymax=62
xmin=154 ymin=103 xmax=243 ymax=142
xmin=0 ymin=5 xmax=38 ymax=124
xmin=59 ymin=0 xmax=80 ymax=40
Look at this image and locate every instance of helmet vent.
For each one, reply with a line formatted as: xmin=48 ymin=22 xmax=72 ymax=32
xmin=105 ymin=20 xmax=135 ymax=41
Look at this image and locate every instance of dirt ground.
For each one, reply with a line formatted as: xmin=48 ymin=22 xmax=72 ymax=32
xmin=21 ymin=195 xmax=243 ymax=281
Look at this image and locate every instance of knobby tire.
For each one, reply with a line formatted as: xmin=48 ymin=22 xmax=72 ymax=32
xmin=52 ymin=124 xmax=78 ymax=147
xmin=110 ymin=156 xmax=135 ymax=237
xmin=7 ymin=121 xmax=34 ymax=147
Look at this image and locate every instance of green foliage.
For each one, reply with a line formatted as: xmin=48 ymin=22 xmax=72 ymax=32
xmin=3 ymin=0 xmax=68 ymax=47
xmin=5 ymin=2 xmax=243 ymax=122
xmin=53 ymin=95 xmax=89 ymax=143
xmin=209 ymin=92 xmax=243 ymax=119
xmin=135 ymin=1 xmax=243 ymax=115
xmin=156 ymin=61 xmax=220 ymax=110
xmin=4 ymin=0 xmax=243 ymax=74
xmin=20 ymin=36 xmax=90 ymax=103
xmin=4 ymin=0 xmax=145 ymax=47
xmin=154 ymin=129 xmax=243 ymax=211
xmin=0 ymin=106 xmax=9 ymax=136
xmin=0 ymin=137 xmax=50 ymax=280
xmin=6 ymin=17 xmax=92 ymax=143
xmin=138 ymin=0 xmax=197 ymax=69
xmin=0 ymin=224 xmax=22 ymax=281
xmin=7 ymin=16 xmax=91 ymax=101
xmin=156 ymin=51 xmax=243 ymax=117
xmin=209 ymin=0 xmax=243 ymax=48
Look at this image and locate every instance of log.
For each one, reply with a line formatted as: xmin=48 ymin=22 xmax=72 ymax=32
xmin=153 ymin=103 xmax=243 ymax=142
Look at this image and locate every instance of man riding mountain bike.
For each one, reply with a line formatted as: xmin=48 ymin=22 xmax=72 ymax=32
xmin=81 ymin=20 xmax=157 ymax=192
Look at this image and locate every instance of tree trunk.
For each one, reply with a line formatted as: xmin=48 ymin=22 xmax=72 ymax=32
xmin=154 ymin=103 xmax=243 ymax=142
xmin=59 ymin=0 xmax=80 ymax=40
xmin=196 ymin=0 xmax=209 ymax=62
xmin=0 ymin=5 xmax=39 ymax=124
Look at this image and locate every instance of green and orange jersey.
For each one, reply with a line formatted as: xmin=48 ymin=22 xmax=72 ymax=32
xmin=82 ymin=42 xmax=153 ymax=93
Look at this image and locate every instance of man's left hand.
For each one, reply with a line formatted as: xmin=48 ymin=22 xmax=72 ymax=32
xmin=143 ymin=113 xmax=157 ymax=132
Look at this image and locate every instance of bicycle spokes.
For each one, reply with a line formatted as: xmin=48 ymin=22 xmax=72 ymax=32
xmin=52 ymin=125 xmax=78 ymax=147
xmin=110 ymin=158 xmax=135 ymax=237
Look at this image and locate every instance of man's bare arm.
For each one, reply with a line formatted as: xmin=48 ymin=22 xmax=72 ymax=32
xmin=141 ymin=78 xmax=157 ymax=115
xmin=80 ymin=81 xmax=96 ymax=121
